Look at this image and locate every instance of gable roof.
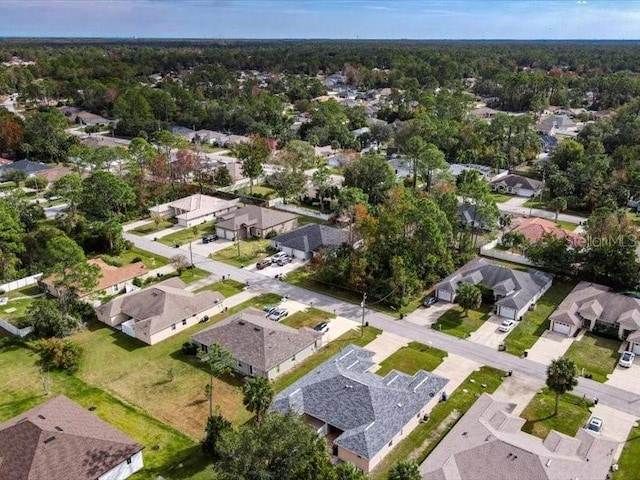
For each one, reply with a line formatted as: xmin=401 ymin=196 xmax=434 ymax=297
xmin=271 ymin=224 xmax=349 ymax=253
xmin=420 ymin=394 xmax=618 ymax=480
xmin=272 ymin=345 xmax=448 ymax=460
xmin=512 ymin=217 xmax=585 ymax=248
xmin=492 ymin=174 xmax=543 ymax=191
xmin=192 ymin=307 xmax=322 ymax=371
xmin=0 ymin=159 xmax=51 ymax=175
xmin=549 ymin=281 xmax=640 ymax=328
xmin=0 ymin=395 xmax=143 ymax=480
xmin=150 ymin=194 xmax=238 ymax=221
xmin=436 ymin=258 xmax=552 ymax=312
xmin=96 ymin=278 xmax=223 ymax=336
xmin=216 ymin=205 xmax=298 ymax=232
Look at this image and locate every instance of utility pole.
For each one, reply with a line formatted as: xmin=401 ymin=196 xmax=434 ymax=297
xmin=360 ymin=292 xmax=367 ymax=337
xmin=189 ymin=241 xmax=194 ymax=267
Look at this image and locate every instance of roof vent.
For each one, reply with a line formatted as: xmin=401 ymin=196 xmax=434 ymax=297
xmin=254 ymin=327 xmax=261 ymax=332
xmin=54 ymin=426 xmax=63 ymax=432
xmin=43 ymin=436 xmax=56 ymax=444
xmin=396 ymin=403 xmax=403 ymax=408
xmin=462 ymin=431 xmax=468 ymax=437
xmin=546 ymin=459 xmax=552 ymax=467
xmin=238 ymin=321 xmax=245 ymax=325
xmin=37 ymin=415 xmax=46 ymax=420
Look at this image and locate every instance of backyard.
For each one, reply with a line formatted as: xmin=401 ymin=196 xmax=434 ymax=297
xmin=236 ymin=185 xmax=278 ymax=200
xmin=376 ymin=342 xmax=447 ymax=376
xmin=211 ymin=239 xmax=272 ymax=268
xmin=432 ymin=304 xmax=492 ymax=339
xmin=504 ymin=281 xmax=576 ymax=357
xmin=563 ymin=333 xmax=621 ymax=383
xmin=280 ymin=307 xmax=334 ymax=329
xmin=520 ymin=389 xmax=592 ymax=439
xmin=159 ymin=221 xmax=217 ymax=247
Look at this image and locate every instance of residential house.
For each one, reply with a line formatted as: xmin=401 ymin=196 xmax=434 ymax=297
xmin=472 ymin=105 xmax=500 ymax=119
xmin=170 ymin=126 xmax=196 ymax=142
xmin=41 ymin=258 xmax=148 ymax=299
xmin=272 ymin=345 xmax=448 ymax=473
xmin=510 ymin=217 xmax=585 ymax=248
xmin=149 ymin=193 xmax=239 ymax=228
xmin=0 ymin=395 xmax=144 ymax=480
xmin=448 ymin=163 xmax=494 ymax=180
xmin=549 ymin=282 xmax=640 ymax=349
xmin=491 ymin=174 xmax=544 ymax=198
xmin=458 ymin=203 xmax=499 ymax=231
xmin=537 ymin=114 xmax=576 ymax=135
xmin=270 ymin=224 xmax=350 ymax=260
xmin=0 ymin=159 xmax=51 ymax=178
xmin=419 ymin=393 xmax=618 ymax=480
xmin=95 ymin=278 xmax=224 ymax=345
xmin=76 ymin=111 xmax=109 ymax=126
xmin=215 ymin=205 xmax=298 ymax=240
xmin=192 ymin=307 xmax=323 ymax=379
xmin=39 ymin=166 xmax=73 ymax=186
xmin=0 ymin=157 xmax=13 ymax=166
xmin=435 ymin=258 xmax=553 ymax=320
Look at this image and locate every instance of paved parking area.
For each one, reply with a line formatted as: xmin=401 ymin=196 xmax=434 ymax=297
xmin=249 ymin=258 xmax=308 ymax=278
xmin=404 ymin=302 xmax=455 ymax=326
xmin=365 ymin=331 xmax=409 ymax=366
xmin=468 ymin=316 xmax=511 ymax=349
xmin=589 ymin=404 xmax=638 ymax=458
xmin=180 ymin=238 xmax=234 ymax=258
xmin=606 ymin=358 xmax=640 ymax=396
xmin=526 ymin=330 xmax=574 ymax=364
xmin=492 ymin=375 xmax=543 ymax=415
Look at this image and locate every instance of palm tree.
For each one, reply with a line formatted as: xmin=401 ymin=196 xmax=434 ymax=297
xmin=387 ymin=459 xmax=421 ymax=480
xmin=546 ymin=357 xmax=578 ymax=416
xmin=199 ymin=343 xmax=235 ymax=417
xmin=456 ymin=283 xmax=482 ymax=317
xmin=334 ymin=462 xmax=367 ymax=480
xmin=242 ymin=376 xmax=274 ymax=426
xmin=549 ymin=196 xmax=567 ymax=223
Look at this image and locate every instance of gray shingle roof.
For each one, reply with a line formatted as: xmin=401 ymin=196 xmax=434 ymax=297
xmin=0 ymin=159 xmax=50 ymax=175
xmin=436 ymin=258 xmax=552 ymax=312
xmin=192 ymin=307 xmax=322 ymax=371
xmin=271 ymin=224 xmax=349 ymax=253
xmin=216 ymin=205 xmax=297 ymax=232
xmin=491 ymin=174 xmax=543 ymax=191
xmin=272 ymin=345 xmax=448 ymax=460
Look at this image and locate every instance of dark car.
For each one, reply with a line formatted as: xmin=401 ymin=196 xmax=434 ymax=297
xmin=313 ymin=322 xmax=329 ymax=333
xmin=202 ymin=234 xmax=218 ymax=244
xmin=256 ymin=258 xmax=273 ymax=270
xmin=422 ymin=296 xmax=438 ymax=307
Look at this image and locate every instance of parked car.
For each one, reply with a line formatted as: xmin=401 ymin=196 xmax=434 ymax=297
xmin=268 ymin=308 xmax=289 ymax=321
xmin=313 ymin=322 xmax=329 ymax=333
xmin=276 ymin=255 xmax=292 ymax=266
xmin=619 ymin=351 xmax=636 ymax=368
xmin=202 ymin=234 xmax=218 ymax=244
xmin=263 ymin=306 xmax=277 ymax=315
xmin=256 ymin=258 xmax=273 ymax=270
xmin=586 ymin=417 xmax=603 ymax=433
xmin=499 ymin=319 xmax=516 ymax=332
xmin=271 ymin=252 xmax=289 ymax=263
xmin=422 ymin=296 xmax=438 ymax=307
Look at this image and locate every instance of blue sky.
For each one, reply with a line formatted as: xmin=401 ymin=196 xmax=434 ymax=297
xmin=1 ymin=0 xmax=639 ymax=39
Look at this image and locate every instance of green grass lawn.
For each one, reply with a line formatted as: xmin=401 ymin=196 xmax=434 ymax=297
xmin=0 ymin=296 xmax=40 ymax=327
xmin=296 ymin=215 xmax=330 ymax=226
xmin=106 ymin=247 xmax=169 ymax=270
xmin=211 ymin=239 xmax=272 ymax=268
xmin=505 ymin=281 xmax=576 ymax=357
xmin=0 ymin=342 xmax=211 ymax=480
xmin=176 ymin=267 xmax=211 ymax=285
xmin=4 ymin=284 xmax=41 ymax=299
xmin=613 ymin=427 xmax=640 ymax=480
xmin=564 ymin=333 xmax=621 ymax=383
xmin=377 ymin=342 xmax=447 ymax=376
xmin=272 ymin=326 xmax=382 ymax=393
xmin=281 ymin=307 xmax=334 ymax=329
xmin=555 ymin=219 xmax=579 ymax=230
xmin=159 ymin=221 xmax=216 ymax=247
xmin=195 ymin=279 xmax=245 ymax=298
xmin=371 ymin=366 xmax=504 ymax=480
xmin=490 ymin=192 xmax=514 ymax=203
xmin=237 ymin=185 xmax=278 ymax=199
xmin=521 ymin=389 xmax=592 ymax=439
xmin=130 ymin=218 xmax=177 ymax=235
xmin=432 ymin=304 xmax=492 ymax=339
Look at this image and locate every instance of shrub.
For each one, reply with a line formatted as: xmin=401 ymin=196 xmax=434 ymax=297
xmin=130 ymin=256 xmax=143 ymax=264
xmin=133 ymin=277 xmax=143 ymax=287
xmin=71 ymin=300 xmax=97 ymax=322
xmin=35 ymin=338 xmax=83 ymax=373
xmin=265 ymin=229 xmax=278 ymax=239
xmin=100 ymin=255 xmax=123 ymax=267
xmin=28 ymin=298 xmax=73 ymax=338
xmin=182 ymin=341 xmax=199 ymax=356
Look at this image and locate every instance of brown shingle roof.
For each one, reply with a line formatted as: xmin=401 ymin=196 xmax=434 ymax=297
xmin=0 ymin=395 xmax=143 ymax=480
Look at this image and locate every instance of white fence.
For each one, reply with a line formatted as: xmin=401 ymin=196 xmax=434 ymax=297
xmin=480 ymin=239 xmax=534 ymax=266
xmin=272 ymin=201 xmax=332 ymax=220
xmin=0 ymin=319 xmax=33 ymax=337
xmin=0 ymin=273 xmax=42 ymax=293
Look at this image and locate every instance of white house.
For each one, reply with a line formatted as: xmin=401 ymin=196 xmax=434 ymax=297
xmin=491 ymin=173 xmax=543 ymax=198
xmin=149 ymin=193 xmax=238 ymax=228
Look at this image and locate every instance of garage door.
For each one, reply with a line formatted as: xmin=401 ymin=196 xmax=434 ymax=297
xmin=553 ymin=322 xmax=571 ymax=336
xmin=631 ymin=343 xmax=640 ymax=355
xmin=498 ymin=306 xmax=516 ymax=320
xmin=436 ymin=290 xmax=452 ymax=302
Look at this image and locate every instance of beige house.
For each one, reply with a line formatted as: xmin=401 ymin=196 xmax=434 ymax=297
xmin=272 ymin=345 xmax=448 ymax=473
xmin=95 ymin=278 xmax=224 ymax=345
xmin=40 ymin=258 xmax=148 ymax=299
xmin=149 ymin=193 xmax=239 ymax=228
xmin=420 ymin=393 xmax=619 ymax=480
xmin=192 ymin=307 xmax=323 ymax=379
xmin=215 ymin=205 xmax=298 ymax=240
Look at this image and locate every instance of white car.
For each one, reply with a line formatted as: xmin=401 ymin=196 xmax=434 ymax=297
xmin=267 ymin=308 xmax=289 ymax=321
xmin=619 ymin=351 xmax=636 ymax=368
xmin=271 ymin=252 xmax=289 ymax=263
xmin=586 ymin=417 xmax=603 ymax=433
xmin=499 ymin=319 xmax=516 ymax=332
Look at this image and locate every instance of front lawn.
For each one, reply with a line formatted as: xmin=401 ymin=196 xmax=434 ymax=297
xmin=130 ymin=218 xmax=177 ymax=235
xmin=281 ymin=307 xmax=334 ymax=329
xmin=564 ymin=333 xmax=621 ymax=383
xmin=272 ymin=326 xmax=382 ymax=393
xmin=432 ymin=304 xmax=492 ymax=339
xmin=159 ymin=221 xmax=216 ymax=247
xmin=504 ymin=281 xmax=576 ymax=357
xmin=211 ymin=239 xmax=272 ymax=268
xmin=490 ymin=192 xmax=513 ymax=203
xmin=521 ymin=389 xmax=592 ymax=439
xmin=195 ymin=279 xmax=246 ymax=298
xmin=0 ymin=342 xmax=211 ymax=480
xmin=376 ymin=342 xmax=447 ymax=376
xmin=104 ymin=247 xmax=169 ymax=270
xmin=371 ymin=366 xmax=504 ymax=480
xmin=613 ymin=427 xmax=640 ymax=480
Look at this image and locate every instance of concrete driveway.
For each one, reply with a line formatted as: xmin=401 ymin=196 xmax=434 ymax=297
xmin=366 ymin=331 xmax=409 ymax=366
xmin=526 ymin=330 xmax=574 ymax=364
xmin=589 ymin=404 xmax=638 ymax=458
xmin=250 ymin=258 xmax=308 ymax=278
xmin=468 ymin=316 xmax=511 ymax=349
xmin=606 ymin=359 xmax=640 ymax=396
xmin=432 ymin=353 xmax=482 ymax=397
xmin=324 ymin=315 xmax=360 ymax=343
xmin=492 ymin=375 xmax=543 ymax=415
xmin=405 ymin=302 xmax=455 ymax=327
xmin=180 ymin=238 xmax=234 ymax=258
